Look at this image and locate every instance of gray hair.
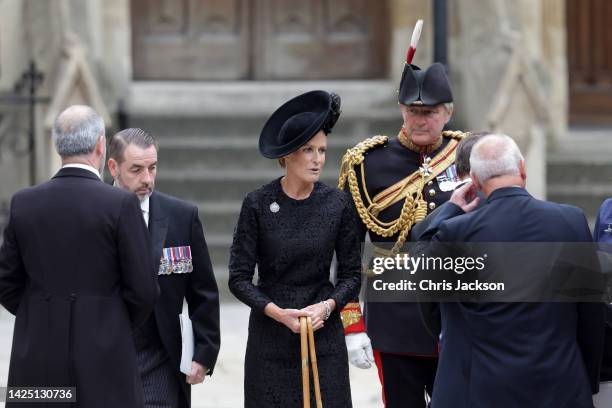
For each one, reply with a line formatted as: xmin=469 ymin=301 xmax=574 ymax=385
xmin=108 ymin=128 xmax=158 ymax=163
xmin=469 ymin=134 xmax=524 ymax=183
xmin=443 ymin=102 xmax=454 ymax=113
xmin=52 ymin=105 xmax=105 ymax=158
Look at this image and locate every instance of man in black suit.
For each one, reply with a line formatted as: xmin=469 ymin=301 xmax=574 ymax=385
xmin=428 ymin=133 xmax=605 ymax=408
xmin=0 ymin=105 xmax=159 ymax=407
xmin=108 ymin=128 xmax=220 ymax=408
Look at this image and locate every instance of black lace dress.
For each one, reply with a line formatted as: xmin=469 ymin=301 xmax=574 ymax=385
xmin=229 ymin=178 xmax=362 ymax=408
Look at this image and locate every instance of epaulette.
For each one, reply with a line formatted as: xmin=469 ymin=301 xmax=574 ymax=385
xmin=338 ymin=135 xmax=388 ymax=190
xmin=442 ymin=130 xmax=467 ymax=141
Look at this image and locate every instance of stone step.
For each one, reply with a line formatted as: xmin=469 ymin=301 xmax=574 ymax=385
xmin=207 ymin=234 xmax=233 ymax=272
xmin=199 ymin=201 xmax=242 ymax=238
xmin=127 ymin=80 xmax=399 ymax=118
xmin=547 ymin=155 xmax=612 ymax=185
xmin=155 ymin=169 xmax=342 ymax=203
xmin=210 ymin=265 xmax=232 ymax=302
xmin=547 ymin=183 xmax=612 ymax=217
xmin=546 ymin=128 xmax=612 ymax=220
xmin=156 ymin=137 xmax=355 ymax=171
xmin=128 ymin=114 xmax=400 ymax=142
xmin=129 ymin=116 xmax=271 ymax=141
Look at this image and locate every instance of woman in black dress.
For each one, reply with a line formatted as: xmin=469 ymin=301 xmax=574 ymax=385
xmin=229 ymin=90 xmax=362 ymax=407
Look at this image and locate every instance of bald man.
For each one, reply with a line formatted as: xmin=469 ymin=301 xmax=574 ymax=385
xmin=429 ymin=134 xmax=605 ymax=408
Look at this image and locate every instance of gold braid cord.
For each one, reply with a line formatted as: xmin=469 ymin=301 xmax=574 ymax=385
xmin=338 ymin=131 xmax=466 ymax=254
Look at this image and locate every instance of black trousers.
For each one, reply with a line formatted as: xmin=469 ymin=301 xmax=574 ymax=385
xmin=377 ymin=352 xmax=437 ymax=408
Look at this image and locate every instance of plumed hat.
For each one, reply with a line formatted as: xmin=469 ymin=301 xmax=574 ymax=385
xmin=398 ymin=62 xmax=453 ymax=106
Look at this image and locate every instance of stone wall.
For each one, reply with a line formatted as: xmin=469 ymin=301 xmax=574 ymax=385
xmin=0 ymin=0 xmax=119 ymax=216
xmin=447 ymin=0 xmax=566 ymax=198
xmin=389 ymin=0 xmax=433 ymax=81
xmin=384 ymin=0 xmax=567 ymax=198
xmin=0 ymin=0 xmax=34 ymax=208
xmin=0 ymin=0 xmax=568 ymax=205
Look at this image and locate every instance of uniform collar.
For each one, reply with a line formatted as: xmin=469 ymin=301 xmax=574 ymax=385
xmin=397 ymin=127 xmax=443 ymax=154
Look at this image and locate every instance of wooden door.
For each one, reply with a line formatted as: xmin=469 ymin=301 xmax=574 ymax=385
xmin=253 ymin=0 xmax=388 ymax=79
xmin=131 ymin=0 xmax=251 ymax=80
xmin=131 ymin=0 xmax=388 ymax=80
xmin=567 ymin=0 xmax=612 ymax=123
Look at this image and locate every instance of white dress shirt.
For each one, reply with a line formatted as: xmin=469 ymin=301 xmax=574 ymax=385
xmin=140 ymin=195 xmax=150 ymax=227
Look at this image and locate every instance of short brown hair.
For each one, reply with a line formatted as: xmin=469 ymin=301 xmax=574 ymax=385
xmin=456 ymin=132 xmax=487 ymax=178
xmin=108 ymin=128 xmax=158 ymax=163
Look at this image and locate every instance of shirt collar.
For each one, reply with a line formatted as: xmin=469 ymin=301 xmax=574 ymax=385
xmin=62 ymin=163 xmax=101 ymax=180
xmin=140 ymin=194 xmax=150 ymax=214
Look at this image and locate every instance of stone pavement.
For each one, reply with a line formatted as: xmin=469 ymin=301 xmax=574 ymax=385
xmin=0 ymin=303 xmax=383 ymax=408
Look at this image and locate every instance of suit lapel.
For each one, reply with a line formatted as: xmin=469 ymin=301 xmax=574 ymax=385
xmin=149 ymin=192 xmax=168 ymax=272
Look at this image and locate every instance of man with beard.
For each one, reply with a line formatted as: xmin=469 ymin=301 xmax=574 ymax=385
xmin=108 ymin=128 xmax=220 ymax=408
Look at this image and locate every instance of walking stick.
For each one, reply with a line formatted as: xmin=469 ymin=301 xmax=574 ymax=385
xmin=300 ymin=316 xmax=323 ymax=408
xmin=307 ymin=317 xmax=323 ymax=408
xmin=300 ymin=317 xmax=310 ymax=408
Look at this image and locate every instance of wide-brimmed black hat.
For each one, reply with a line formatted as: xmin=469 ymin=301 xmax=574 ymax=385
xmin=259 ymin=90 xmax=341 ymax=159
xmin=398 ymin=62 xmax=453 ymax=106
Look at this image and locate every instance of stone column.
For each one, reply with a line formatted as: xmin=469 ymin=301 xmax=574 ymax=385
xmin=0 ymin=0 xmax=28 ymax=91
xmin=447 ymin=0 xmax=569 ymax=198
xmin=99 ymin=0 xmax=132 ymax=112
xmin=540 ymin=0 xmax=567 ymax=145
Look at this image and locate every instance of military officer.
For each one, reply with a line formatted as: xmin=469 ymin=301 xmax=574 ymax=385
xmin=108 ymin=128 xmax=220 ymax=408
xmin=338 ymin=60 xmax=467 ymax=407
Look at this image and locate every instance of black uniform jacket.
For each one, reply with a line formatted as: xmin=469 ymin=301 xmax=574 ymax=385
xmin=147 ymin=191 xmax=220 ymax=403
xmin=355 ymin=136 xmax=456 ymax=355
xmin=0 ymin=167 xmax=158 ymax=408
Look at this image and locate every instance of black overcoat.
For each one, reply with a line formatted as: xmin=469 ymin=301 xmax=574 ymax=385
xmin=0 ymin=167 xmax=159 ymax=407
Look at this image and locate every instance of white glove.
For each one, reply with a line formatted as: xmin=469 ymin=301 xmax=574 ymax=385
xmin=345 ymin=332 xmax=375 ymax=369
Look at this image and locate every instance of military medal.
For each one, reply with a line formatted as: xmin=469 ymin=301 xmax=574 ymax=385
xmin=159 ymin=246 xmax=193 ymax=275
xmin=605 ymin=224 xmax=612 ymax=235
xmin=270 ymin=202 xmax=280 ymax=213
xmin=419 ymin=156 xmax=433 ymax=177
xmin=437 ymin=164 xmax=461 ymax=192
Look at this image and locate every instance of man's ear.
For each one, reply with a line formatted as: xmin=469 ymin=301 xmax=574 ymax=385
xmin=519 ymin=159 xmax=527 ymax=181
xmin=95 ymin=135 xmax=105 ymax=156
xmin=108 ymin=158 xmax=119 ymax=179
xmin=470 ymin=171 xmax=482 ymax=191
